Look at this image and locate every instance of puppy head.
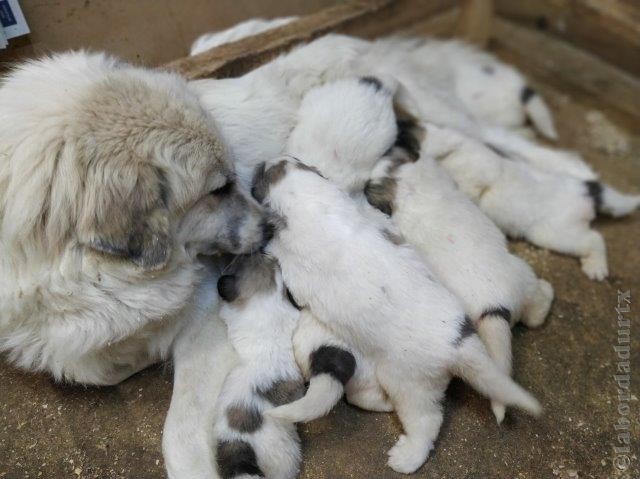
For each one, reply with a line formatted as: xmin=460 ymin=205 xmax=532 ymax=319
xmin=285 ymin=77 xmax=398 ymax=192
xmin=217 ymin=254 xmax=279 ymax=304
xmin=0 ymin=52 xmax=269 ymax=272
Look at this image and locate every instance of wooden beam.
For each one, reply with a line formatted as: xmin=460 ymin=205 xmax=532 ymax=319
xmin=456 ymin=0 xmax=493 ymax=46
xmin=495 ymin=0 xmax=640 ymax=77
xmin=163 ymin=0 xmax=455 ymax=80
xmin=491 ymin=17 xmax=640 ymax=120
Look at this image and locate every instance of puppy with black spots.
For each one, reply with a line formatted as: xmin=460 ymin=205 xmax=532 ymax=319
xmin=365 ymin=132 xmax=554 ymax=423
xmin=214 ymin=255 xmax=304 ymax=479
xmin=421 ymin=123 xmax=640 ymax=280
xmin=254 ymin=156 xmax=541 ymax=474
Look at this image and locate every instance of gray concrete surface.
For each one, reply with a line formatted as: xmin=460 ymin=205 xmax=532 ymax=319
xmin=1 ymin=72 xmax=639 ymax=479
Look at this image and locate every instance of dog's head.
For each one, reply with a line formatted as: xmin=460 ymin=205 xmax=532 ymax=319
xmin=0 ymin=52 xmax=268 ymax=272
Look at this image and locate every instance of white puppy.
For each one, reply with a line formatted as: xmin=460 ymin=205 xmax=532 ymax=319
xmin=365 ymin=136 xmax=554 ymax=422
xmin=214 ymin=255 xmax=303 ymax=479
xmin=253 ymin=156 xmax=541 ymax=474
xmin=286 ymin=76 xmax=398 ymax=193
xmin=422 ymin=124 xmax=640 ymax=280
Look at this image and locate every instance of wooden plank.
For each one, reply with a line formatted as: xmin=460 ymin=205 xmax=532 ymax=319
xmin=491 ymin=17 xmax=640 ymax=120
xmin=495 ymin=0 xmax=640 ymax=77
xmin=456 ymin=0 xmax=493 ymax=46
xmin=164 ymin=0 xmax=455 ymax=79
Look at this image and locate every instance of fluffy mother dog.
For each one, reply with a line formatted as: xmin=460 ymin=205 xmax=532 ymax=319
xmin=0 ymin=52 xmax=269 ymax=386
xmin=254 ymin=156 xmax=541 ymax=474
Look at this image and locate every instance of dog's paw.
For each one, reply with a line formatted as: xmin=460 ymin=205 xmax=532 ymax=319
xmin=386 ymin=435 xmax=430 ymax=474
xmin=491 ymin=401 xmax=506 ymax=424
xmin=581 ymin=255 xmax=608 ymax=281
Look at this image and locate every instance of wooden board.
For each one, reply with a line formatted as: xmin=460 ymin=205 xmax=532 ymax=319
xmin=164 ymin=0 xmax=455 ymax=79
xmin=495 ymin=0 xmax=640 ymax=77
xmin=491 ymin=17 xmax=640 ymax=122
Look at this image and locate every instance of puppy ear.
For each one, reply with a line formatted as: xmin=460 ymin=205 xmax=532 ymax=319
xmin=217 ymin=275 xmax=239 ymax=302
xmin=79 ymin=162 xmax=172 ymax=270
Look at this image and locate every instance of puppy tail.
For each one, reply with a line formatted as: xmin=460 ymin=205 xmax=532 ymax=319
xmin=587 ymin=181 xmax=640 ymax=217
xmin=522 ymin=86 xmax=558 ymax=140
xmin=475 ymin=312 xmax=513 ymax=424
xmin=453 ymin=334 xmax=542 ymax=417
xmin=266 ymin=374 xmax=345 ymax=423
xmin=267 ymin=344 xmax=356 ymax=423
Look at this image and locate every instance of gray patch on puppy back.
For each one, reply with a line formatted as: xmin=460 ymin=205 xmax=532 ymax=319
xmin=364 ymin=177 xmax=397 ymax=216
xmin=257 ymin=378 xmax=305 ymax=406
xmin=295 ymin=161 xmax=326 ymax=178
xmin=217 ymin=440 xmax=264 ymax=478
xmin=226 ymin=404 xmax=263 ymax=433
xmin=454 ymin=315 xmax=476 ymax=346
xmin=382 ymin=228 xmax=404 ymax=245
xmin=359 ymin=76 xmax=383 ymax=91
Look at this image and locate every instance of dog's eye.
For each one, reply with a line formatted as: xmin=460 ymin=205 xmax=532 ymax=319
xmin=210 ymin=180 xmax=234 ymax=196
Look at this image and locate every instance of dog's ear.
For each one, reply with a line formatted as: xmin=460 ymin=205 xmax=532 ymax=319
xmin=217 ymin=275 xmax=239 ymax=302
xmin=78 ymin=161 xmax=172 ymax=270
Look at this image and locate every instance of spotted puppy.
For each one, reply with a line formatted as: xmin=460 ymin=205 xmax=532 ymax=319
xmin=365 ymin=133 xmax=554 ymax=423
xmin=214 ymin=254 xmax=304 ymax=479
xmin=254 ymin=156 xmax=541 ymax=474
xmin=420 ymin=123 xmax=640 ymax=281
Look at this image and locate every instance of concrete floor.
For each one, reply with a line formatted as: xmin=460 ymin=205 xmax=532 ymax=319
xmin=1 ymin=59 xmax=639 ymax=479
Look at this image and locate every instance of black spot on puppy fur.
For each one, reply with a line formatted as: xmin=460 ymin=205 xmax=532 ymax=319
xmin=480 ymin=306 xmax=512 ymax=324
xmin=382 ymin=228 xmax=404 ymax=245
xmin=284 ymin=287 xmax=303 ymax=310
xmin=226 ymin=404 xmax=263 ymax=433
xmin=520 ymin=85 xmax=537 ymax=104
xmin=454 ymin=315 xmax=476 ymax=346
xmin=585 ymin=180 xmax=603 ymax=211
xmin=295 ymin=161 xmax=326 ymax=178
xmin=359 ymin=76 xmax=383 ymax=91
xmin=364 ymin=177 xmax=397 ymax=216
xmin=217 ymin=275 xmax=238 ymax=302
xmin=257 ymin=378 xmax=305 ymax=406
xmin=217 ymin=440 xmax=264 ymax=478
xmin=310 ymin=345 xmax=356 ymax=385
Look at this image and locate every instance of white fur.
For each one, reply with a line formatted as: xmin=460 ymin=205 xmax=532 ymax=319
xmin=367 ymin=147 xmax=554 ymax=422
xmin=260 ymin=157 xmax=541 ymax=473
xmin=422 ymin=124 xmax=639 ymax=280
xmin=286 ymin=78 xmax=397 ymax=193
xmin=214 ymin=257 xmax=302 ymax=479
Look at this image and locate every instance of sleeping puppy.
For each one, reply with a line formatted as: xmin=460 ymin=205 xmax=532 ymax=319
xmin=254 ymin=156 xmax=541 ymax=474
xmin=420 ymin=124 xmax=640 ymax=280
xmin=286 ymin=76 xmax=397 ymax=193
xmin=215 ymin=255 xmax=303 ymax=479
xmin=365 ymin=139 xmax=554 ymax=423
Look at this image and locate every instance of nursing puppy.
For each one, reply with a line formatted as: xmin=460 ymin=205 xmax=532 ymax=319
xmin=365 ymin=137 xmax=554 ymax=422
xmin=421 ymin=124 xmax=640 ymax=280
xmin=254 ymin=157 xmax=541 ymax=474
xmin=214 ymin=255 xmax=303 ymax=479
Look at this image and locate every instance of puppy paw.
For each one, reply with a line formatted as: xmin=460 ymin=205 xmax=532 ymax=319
xmin=581 ymin=255 xmax=608 ymax=281
xmin=386 ymin=436 xmax=430 ymax=474
xmin=491 ymin=401 xmax=506 ymax=424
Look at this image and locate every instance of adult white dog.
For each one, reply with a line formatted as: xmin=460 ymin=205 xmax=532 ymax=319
xmin=0 ymin=52 xmax=271 ymax=479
